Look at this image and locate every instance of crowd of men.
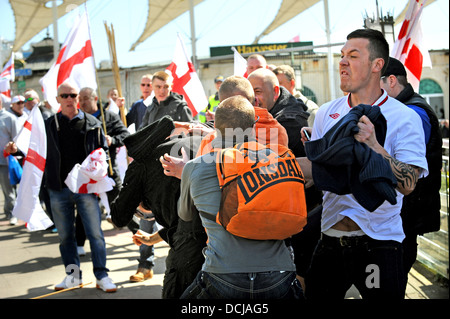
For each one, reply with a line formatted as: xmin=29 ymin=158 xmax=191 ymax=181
xmin=0 ymin=28 xmax=445 ymax=300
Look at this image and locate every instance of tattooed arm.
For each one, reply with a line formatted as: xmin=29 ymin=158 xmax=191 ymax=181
xmin=354 ymin=115 xmax=420 ymax=195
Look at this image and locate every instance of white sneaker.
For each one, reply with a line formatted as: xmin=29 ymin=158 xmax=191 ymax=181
xmin=96 ymin=276 xmax=117 ymax=293
xmin=77 ymin=246 xmax=86 ymax=256
xmin=9 ymin=217 xmax=17 ymax=225
xmin=55 ymin=275 xmax=82 ymax=291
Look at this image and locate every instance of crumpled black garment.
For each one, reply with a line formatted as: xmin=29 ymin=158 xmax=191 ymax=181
xmin=305 ymin=104 xmax=397 ymax=212
xmin=110 ymin=115 xmax=203 ymax=241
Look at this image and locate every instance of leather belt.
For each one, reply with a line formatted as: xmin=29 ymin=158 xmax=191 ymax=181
xmin=321 ymin=233 xmax=371 ymax=247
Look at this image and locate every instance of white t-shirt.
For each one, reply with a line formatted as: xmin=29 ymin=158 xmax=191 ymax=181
xmin=311 ymin=90 xmax=428 ymax=242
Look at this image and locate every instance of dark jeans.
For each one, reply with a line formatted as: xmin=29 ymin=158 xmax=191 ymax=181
xmin=180 ymin=270 xmax=303 ymax=299
xmin=138 ymin=218 xmax=157 ymax=269
xmin=305 ymin=233 xmax=405 ymax=300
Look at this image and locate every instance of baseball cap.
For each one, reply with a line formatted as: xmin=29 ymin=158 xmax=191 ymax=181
xmin=382 ymin=57 xmax=407 ymax=77
xmin=214 ymin=75 xmax=224 ymax=83
xmin=11 ymin=95 xmax=25 ymax=104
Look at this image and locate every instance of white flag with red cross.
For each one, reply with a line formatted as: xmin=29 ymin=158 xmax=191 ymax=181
xmin=12 ymin=106 xmax=53 ymax=231
xmin=391 ymin=0 xmax=432 ymax=91
xmin=165 ymin=34 xmax=207 ymax=117
xmin=1 ymin=52 xmax=15 ymax=97
xmin=64 ymin=148 xmax=115 ymax=213
xmin=40 ymin=11 xmax=97 ymax=113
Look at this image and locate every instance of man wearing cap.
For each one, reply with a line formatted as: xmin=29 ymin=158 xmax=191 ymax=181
xmin=8 ymin=95 xmax=28 ymax=129
xmin=380 ymin=57 xmax=443 ymax=287
xmin=9 ymin=95 xmax=25 ymax=116
xmin=198 ymin=75 xmax=224 ymax=123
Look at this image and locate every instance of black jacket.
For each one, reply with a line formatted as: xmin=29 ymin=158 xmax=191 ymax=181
xmin=305 ymin=104 xmax=397 ymax=212
xmin=110 ymin=116 xmax=206 ymax=299
xmin=396 ymin=83 xmax=443 ymax=235
xmin=110 ymin=116 xmax=204 ymax=244
xmin=44 ymin=112 xmax=108 ymax=191
xmin=141 ymin=92 xmax=193 ymax=129
xmin=270 ymin=86 xmax=310 ymax=157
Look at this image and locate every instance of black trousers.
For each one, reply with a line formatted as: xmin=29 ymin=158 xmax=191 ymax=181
xmin=305 ymin=233 xmax=405 ymax=300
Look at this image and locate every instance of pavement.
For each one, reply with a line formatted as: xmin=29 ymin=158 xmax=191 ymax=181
xmin=0 ymin=192 xmax=448 ymax=301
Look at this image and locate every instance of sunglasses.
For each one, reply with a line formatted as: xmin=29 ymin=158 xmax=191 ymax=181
xmin=26 ymin=97 xmax=34 ymax=101
xmin=140 ymin=83 xmax=151 ymax=87
xmin=59 ymin=93 xmax=78 ymax=99
xmin=16 ymin=101 xmax=24 ymax=104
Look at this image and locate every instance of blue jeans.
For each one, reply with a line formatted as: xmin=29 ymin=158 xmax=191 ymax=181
xmin=49 ymin=188 xmax=109 ymax=280
xmin=180 ymin=270 xmax=303 ymax=299
xmin=305 ymin=234 xmax=405 ymax=300
xmin=138 ymin=218 xmax=157 ymax=269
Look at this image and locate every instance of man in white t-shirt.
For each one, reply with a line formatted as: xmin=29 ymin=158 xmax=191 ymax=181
xmin=299 ymin=29 xmax=428 ymax=300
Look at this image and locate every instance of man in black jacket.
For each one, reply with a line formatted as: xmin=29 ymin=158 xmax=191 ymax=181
xmin=380 ymin=57 xmax=442 ymax=284
xmin=248 ymin=68 xmax=309 ymax=157
xmin=75 ymin=87 xmax=130 ymax=256
xmin=44 ymin=82 xmax=116 ymax=293
xmin=79 ymin=87 xmax=130 ymax=204
xmin=111 ymin=116 xmax=206 ymax=298
xmin=141 ymin=71 xmax=193 ymax=128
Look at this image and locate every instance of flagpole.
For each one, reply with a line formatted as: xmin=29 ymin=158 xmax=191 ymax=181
xmin=104 ymin=21 xmax=130 ymax=165
xmin=189 ymin=0 xmax=198 ymax=72
xmin=84 ymin=6 xmax=113 ymax=176
xmin=104 ymin=22 xmax=127 ymax=126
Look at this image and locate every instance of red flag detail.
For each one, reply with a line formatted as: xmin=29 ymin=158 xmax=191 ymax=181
xmin=78 ymin=178 xmax=98 ymax=194
xmin=404 ymin=44 xmax=424 ymax=81
xmin=166 ymin=61 xmax=197 ymax=115
xmin=57 ymin=40 xmax=93 ymax=87
xmin=23 ymin=120 xmax=32 ymax=131
xmin=25 ymin=148 xmax=46 ymax=172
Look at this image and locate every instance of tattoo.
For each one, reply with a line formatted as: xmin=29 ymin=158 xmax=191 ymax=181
xmin=382 ymin=154 xmax=418 ymax=191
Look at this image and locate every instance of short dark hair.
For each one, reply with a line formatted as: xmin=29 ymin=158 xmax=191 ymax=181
xmin=215 ymin=95 xmax=255 ymax=136
xmin=218 ymin=76 xmax=256 ymax=105
xmin=347 ymin=29 xmax=390 ymax=75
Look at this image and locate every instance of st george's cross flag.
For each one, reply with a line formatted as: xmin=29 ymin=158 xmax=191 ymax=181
xmin=232 ymin=47 xmax=248 ymax=78
xmin=12 ymin=106 xmax=53 ymax=231
xmin=64 ymin=148 xmax=115 ymax=214
xmin=391 ymin=0 xmax=432 ymax=91
xmin=40 ymin=11 xmax=97 ymax=113
xmin=166 ymin=34 xmax=207 ymax=117
xmin=1 ymin=52 xmax=15 ymax=97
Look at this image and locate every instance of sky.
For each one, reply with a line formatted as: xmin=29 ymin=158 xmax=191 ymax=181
xmin=0 ymin=0 xmax=449 ymax=69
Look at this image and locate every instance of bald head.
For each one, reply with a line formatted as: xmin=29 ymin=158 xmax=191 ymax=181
xmin=218 ymin=76 xmax=256 ymax=105
xmin=247 ymin=68 xmax=280 ymax=111
xmin=56 ymin=82 xmax=79 ymax=119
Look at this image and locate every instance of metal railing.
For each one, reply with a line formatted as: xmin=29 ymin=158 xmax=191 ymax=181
xmin=417 ymin=138 xmax=449 ymax=279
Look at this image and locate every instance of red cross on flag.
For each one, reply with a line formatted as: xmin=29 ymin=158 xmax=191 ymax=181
xmin=166 ymin=34 xmax=207 ymax=117
xmin=40 ymin=11 xmax=97 ymax=113
xmin=1 ymin=52 xmax=15 ymax=97
xmin=12 ymin=105 xmax=53 ymax=231
xmin=391 ymin=0 xmax=432 ymax=91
